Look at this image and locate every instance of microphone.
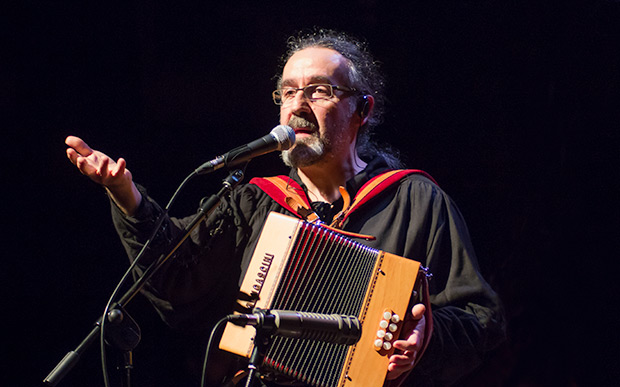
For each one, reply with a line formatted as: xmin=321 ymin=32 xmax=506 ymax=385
xmin=227 ymin=309 xmax=362 ymax=346
xmin=195 ymin=125 xmax=295 ymax=175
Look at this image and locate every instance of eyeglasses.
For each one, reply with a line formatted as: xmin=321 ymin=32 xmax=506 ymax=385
xmin=272 ymin=84 xmax=358 ymax=105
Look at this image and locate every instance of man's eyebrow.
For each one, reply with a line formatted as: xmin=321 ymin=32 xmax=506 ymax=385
xmin=281 ymin=76 xmax=332 ymax=87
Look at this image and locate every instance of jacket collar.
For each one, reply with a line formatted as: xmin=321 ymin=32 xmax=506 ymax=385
xmin=288 ymin=156 xmax=391 ymax=200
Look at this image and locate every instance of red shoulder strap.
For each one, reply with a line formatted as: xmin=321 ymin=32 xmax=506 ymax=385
xmin=332 ymin=169 xmax=436 ymax=227
xmin=249 ymin=176 xmax=312 ymax=220
xmin=250 ymin=169 xmax=437 ymax=229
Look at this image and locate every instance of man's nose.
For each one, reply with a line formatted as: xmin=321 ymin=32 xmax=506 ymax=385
xmin=288 ymin=90 xmax=311 ymax=114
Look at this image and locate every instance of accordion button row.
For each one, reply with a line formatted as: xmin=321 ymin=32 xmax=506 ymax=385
xmin=373 ymin=309 xmax=404 ymax=356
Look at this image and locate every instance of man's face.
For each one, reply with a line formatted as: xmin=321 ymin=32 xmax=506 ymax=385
xmin=279 ymin=47 xmax=359 ymax=168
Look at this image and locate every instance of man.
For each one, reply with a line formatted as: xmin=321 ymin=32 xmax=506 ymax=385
xmin=66 ymin=29 xmax=505 ymax=386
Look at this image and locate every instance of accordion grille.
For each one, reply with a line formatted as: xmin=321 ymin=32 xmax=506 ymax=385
xmin=262 ymin=221 xmax=379 ymax=387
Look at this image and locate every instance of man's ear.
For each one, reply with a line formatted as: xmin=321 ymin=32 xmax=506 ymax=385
xmin=357 ymin=95 xmax=374 ymax=126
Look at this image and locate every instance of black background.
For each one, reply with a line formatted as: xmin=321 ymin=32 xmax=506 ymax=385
xmin=4 ymin=1 xmax=620 ymax=386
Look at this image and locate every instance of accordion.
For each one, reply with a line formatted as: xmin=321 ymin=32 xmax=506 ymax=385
xmin=219 ymin=212 xmax=422 ymax=387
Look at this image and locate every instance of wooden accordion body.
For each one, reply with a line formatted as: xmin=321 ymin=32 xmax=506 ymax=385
xmin=219 ymin=212 xmax=421 ymax=387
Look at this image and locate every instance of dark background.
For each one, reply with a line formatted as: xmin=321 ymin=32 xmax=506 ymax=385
xmin=4 ymin=1 xmax=619 ymax=386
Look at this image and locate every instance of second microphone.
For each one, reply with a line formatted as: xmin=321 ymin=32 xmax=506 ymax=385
xmin=227 ymin=309 xmax=362 ymax=346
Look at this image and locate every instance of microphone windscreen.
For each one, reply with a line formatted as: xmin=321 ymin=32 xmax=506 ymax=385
xmin=271 ymin=125 xmax=295 ymax=150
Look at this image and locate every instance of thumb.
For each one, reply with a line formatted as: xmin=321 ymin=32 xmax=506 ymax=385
xmin=411 ymin=303 xmax=426 ymax=321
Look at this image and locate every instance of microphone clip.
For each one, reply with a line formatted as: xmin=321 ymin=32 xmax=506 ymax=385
xmin=227 ymin=308 xmax=273 ymax=329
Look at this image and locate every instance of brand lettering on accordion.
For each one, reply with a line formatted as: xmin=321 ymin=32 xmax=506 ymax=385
xmin=248 ymin=253 xmax=274 ymax=308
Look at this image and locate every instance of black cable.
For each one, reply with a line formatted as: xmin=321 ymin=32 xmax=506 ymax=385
xmin=200 ymin=316 xmax=230 ymax=387
xmin=99 ymin=171 xmax=198 ymax=387
xmin=99 ymin=162 xmax=249 ymax=387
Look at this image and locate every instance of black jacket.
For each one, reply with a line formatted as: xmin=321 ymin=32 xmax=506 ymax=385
xmin=112 ymin=156 xmax=505 ymax=386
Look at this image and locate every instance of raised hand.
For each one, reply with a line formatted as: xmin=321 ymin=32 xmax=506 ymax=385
xmin=65 ymin=136 xmax=142 ymax=215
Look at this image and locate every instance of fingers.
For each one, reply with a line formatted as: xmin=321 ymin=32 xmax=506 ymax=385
xmin=393 ymin=329 xmax=422 ymax=352
xmin=66 ymin=147 xmax=79 ymax=166
xmin=386 ymin=334 xmax=420 ymax=379
xmin=411 ymin=303 xmax=426 ymax=320
xmin=65 ymin=136 xmax=94 ymax=157
xmin=65 ymin=136 xmax=118 ymax=181
xmin=393 ymin=304 xmax=426 ymax=351
xmin=74 ymin=152 xmax=100 ymax=177
xmin=97 ymin=156 xmax=110 ymax=176
xmin=66 ymin=135 xmax=94 ymax=170
xmin=111 ymin=158 xmax=126 ymax=177
xmin=389 ymin=351 xmax=416 ymax=367
xmin=89 ymin=156 xmax=118 ymax=181
xmin=386 ymin=351 xmax=416 ymax=380
xmin=386 ymin=304 xmax=429 ymax=380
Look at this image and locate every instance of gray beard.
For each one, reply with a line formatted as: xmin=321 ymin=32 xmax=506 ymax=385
xmin=281 ymin=115 xmax=328 ymax=168
xmin=281 ymin=134 xmax=326 ymax=168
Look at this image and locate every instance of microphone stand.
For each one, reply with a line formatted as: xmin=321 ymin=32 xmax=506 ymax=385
xmin=44 ymin=169 xmax=245 ymax=386
xmin=244 ymin=309 xmax=273 ymax=387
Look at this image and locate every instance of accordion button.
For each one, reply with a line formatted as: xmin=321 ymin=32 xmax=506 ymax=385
xmin=388 ymin=323 xmax=398 ymax=332
xmin=374 ymin=339 xmax=384 ymax=348
xmin=376 ymin=330 xmax=386 ymax=338
xmin=383 ymin=311 xmax=392 ymax=320
xmin=383 ymin=342 xmax=392 ymax=350
xmin=391 ymin=314 xmax=400 ymax=323
xmin=379 ymin=320 xmax=389 ymax=329
xmin=385 ymin=332 xmax=393 ymax=341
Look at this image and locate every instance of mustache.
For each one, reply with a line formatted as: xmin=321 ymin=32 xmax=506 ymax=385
xmin=287 ymin=116 xmax=318 ymax=131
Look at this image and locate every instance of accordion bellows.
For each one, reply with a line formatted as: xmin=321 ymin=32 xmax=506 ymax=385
xmin=220 ymin=212 xmax=421 ymax=387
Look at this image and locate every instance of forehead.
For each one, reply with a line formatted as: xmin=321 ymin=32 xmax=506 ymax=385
xmin=281 ymin=47 xmax=350 ymax=86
